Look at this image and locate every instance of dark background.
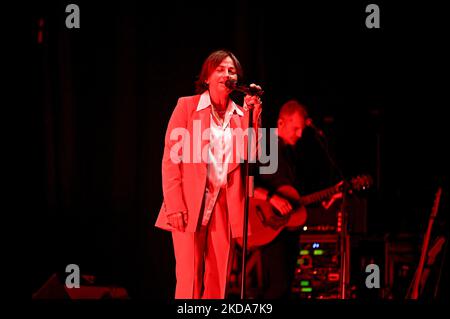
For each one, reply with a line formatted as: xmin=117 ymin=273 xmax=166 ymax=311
xmin=32 ymin=0 xmax=448 ymax=299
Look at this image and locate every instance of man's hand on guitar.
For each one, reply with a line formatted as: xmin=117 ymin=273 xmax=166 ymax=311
xmin=268 ymin=194 xmax=292 ymax=216
xmin=321 ymin=192 xmax=343 ymax=210
xmin=167 ymin=211 xmax=188 ymax=232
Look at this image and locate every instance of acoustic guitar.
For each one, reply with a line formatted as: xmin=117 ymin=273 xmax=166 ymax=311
xmin=238 ymin=175 xmax=372 ymax=249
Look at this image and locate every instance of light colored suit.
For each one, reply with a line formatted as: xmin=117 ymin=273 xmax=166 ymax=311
xmin=155 ymin=93 xmax=259 ymax=298
xmin=155 ymin=94 xmax=256 ymax=238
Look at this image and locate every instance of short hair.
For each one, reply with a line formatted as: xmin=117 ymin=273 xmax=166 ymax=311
xmin=278 ymin=99 xmax=308 ymax=121
xmin=194 ymin=50 xmax=243 ymax=94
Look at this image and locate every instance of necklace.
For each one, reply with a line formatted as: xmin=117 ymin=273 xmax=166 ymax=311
xmin=212 ymin=106 xmax=227 ymax=126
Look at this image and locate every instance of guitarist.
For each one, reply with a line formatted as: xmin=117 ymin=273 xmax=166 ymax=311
xmin=253 ymin=99 xmax=309 ymax=299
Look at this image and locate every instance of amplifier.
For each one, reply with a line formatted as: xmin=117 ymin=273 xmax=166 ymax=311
xmin=292 ymin=234 xmax=341 ymax=299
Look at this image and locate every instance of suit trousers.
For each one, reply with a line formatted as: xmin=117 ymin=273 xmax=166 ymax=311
xmin=171 ymin=188 xmax=232 ymax=299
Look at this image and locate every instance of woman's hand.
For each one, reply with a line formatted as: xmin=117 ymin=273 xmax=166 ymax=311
xmin=244 ymin=84 xmax=263 ymax=123
xmin=167 ymin=211 xmax=188 ymax=232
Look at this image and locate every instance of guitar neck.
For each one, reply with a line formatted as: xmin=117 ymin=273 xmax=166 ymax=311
xmin=298 ymin=184 xmax=340 ymax=206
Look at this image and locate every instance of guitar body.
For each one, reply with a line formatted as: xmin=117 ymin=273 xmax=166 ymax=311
xmin=241 ymin=185 xmax=307 ymax=250
xmin=271 ymin=185 xmax=307 ymax=229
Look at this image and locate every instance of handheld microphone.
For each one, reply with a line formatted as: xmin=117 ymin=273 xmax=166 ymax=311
xmin=225 ymin=79 xmax=264 ymax=96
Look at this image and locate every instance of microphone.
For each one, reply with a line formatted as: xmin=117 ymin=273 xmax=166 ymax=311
xmin=225 ymin=79 xmax=264 ymax=96
xmin=305 ymin=118 xmax=325 ymax=137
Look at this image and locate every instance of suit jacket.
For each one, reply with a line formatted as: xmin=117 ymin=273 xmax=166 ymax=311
xmin=155 ymin=94 xmax=259 ymax=238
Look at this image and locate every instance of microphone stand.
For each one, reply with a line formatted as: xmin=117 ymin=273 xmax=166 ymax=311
xmin=226 ymin=80 xmax=262 ymax=300
xmin=240 ymin=105 xmax=253 ymax=300
xmin=311 ymin=126 xmax=350 ymax=299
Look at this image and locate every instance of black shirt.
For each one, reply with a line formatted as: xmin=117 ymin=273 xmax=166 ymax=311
xmin=257 ymin=136 xmax=297 ymax=193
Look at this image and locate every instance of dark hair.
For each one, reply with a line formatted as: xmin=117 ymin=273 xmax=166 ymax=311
xmin=195 ymin=50 xmax=243 ymax=94
xmin=278 ymin=99 xmax=309 ymax=120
